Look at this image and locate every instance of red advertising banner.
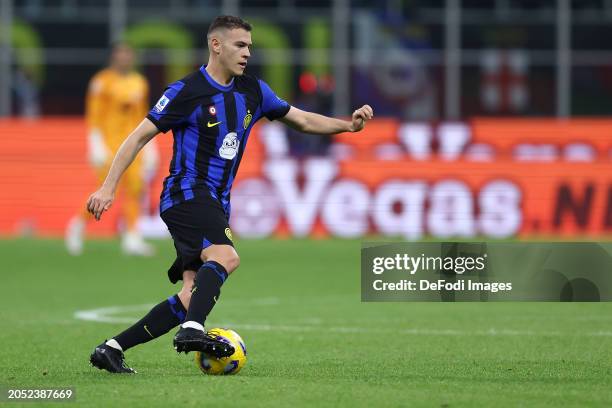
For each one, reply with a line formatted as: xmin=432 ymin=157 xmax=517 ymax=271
xmin=0 ymin=118 xmax=610 ymax=239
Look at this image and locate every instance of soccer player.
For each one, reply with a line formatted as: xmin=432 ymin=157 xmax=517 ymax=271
xmin=65 ymin=43 xmax=158 ymax=257
xmin=88 ymin=16 xmax=373 ymax=373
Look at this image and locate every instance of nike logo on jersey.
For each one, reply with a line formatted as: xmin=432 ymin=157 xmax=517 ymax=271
xmin=207 ymin=121 xmax=222 ymax=128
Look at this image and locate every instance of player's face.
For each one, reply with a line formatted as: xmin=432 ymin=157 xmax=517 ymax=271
xmin=112 ymin=45 xmax=135 ymax=72
xmin=219 ymin=28 xmax=251 ymax=76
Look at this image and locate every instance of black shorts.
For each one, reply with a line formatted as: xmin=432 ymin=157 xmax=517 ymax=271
xmin=160 ymin=196 xmax=234 ymax=284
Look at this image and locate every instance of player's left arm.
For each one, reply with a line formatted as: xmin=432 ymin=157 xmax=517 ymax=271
xmin=279 ymin=105 xmax=374 ymax=135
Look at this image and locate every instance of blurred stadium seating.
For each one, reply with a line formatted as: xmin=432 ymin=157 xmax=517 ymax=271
xmin=0 ymin=0 xmax=610 ymax=240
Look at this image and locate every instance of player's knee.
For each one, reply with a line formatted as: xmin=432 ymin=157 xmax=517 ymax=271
xmin=212 ymin=252 xmax=240 ymax=274
xmin=201 ymin=245 xmax=240 ymax=274
xmin=224 ymin=252 xmax=240 ymax=273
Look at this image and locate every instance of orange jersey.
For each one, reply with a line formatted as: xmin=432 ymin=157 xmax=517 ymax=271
xmin=86 ymin=68 xmax=149 ymax=151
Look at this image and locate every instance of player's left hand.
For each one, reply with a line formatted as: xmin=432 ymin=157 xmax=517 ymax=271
xmin=350 ymin=104 xmax=374 ymax=132
xmin=86 ymin=187 xmax=115 ymax=221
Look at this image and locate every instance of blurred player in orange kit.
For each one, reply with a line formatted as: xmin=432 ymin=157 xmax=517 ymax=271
xmin=65 ymin=43 xmax=159 ymax=256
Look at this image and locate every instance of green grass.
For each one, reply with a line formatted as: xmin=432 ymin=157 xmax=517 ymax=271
xmin=1 ymin=238 xmax=611 ymax=407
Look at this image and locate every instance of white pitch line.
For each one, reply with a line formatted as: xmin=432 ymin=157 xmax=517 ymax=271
xmin=74 ymin=304 xmax=154 ymax=324
xmin=73 ymin=303 xmax=612 ymax=338
xmin=73 ymin=297 xmax=281 ymax=324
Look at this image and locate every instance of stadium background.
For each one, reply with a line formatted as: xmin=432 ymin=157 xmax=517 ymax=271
xmin=1 ymin=0 xmax=611 ymax=239
xmin=1 ymin=1 xmax=611 ymax=407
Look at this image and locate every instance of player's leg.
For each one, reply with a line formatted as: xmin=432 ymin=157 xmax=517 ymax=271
xmin=64 ymin=211 xmax=88 ymax=255
xmin=182 ymin=244 xmax=239 ymax=331
xmin=119 ymin=163 xmax=154 ymax=256
xmin=173 ymin=245 xmax=239 ymax=357
xmin=162 ymin=197 xmax=237 ymax=356
xmin=65 ymin=164 xmax=109 ymax=255
xmin=177 ymin=269 xmax=196 ymax=308
xmin=89 ymin=270 xmax=195 ymax=374
xmin=111 ymin=270 xmax=194 ymax=350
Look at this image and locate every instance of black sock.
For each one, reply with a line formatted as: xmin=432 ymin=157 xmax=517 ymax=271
xmin=184 ymin=261 xmax=228 ymax=326
xmin=113 ymin=294 xmax=186 ymax=351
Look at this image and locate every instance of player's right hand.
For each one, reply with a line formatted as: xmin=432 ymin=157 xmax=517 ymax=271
xmin=87 ymin=187 xmax=114 ymax=221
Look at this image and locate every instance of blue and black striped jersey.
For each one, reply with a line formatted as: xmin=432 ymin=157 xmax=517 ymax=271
xmin=147 ymin=65 xmax=290 ymax=216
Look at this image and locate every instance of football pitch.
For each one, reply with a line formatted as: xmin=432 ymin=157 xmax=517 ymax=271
xmin=1 ymin=238 xmax=611 ymax=407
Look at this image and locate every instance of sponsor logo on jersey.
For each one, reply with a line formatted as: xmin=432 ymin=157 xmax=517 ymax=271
xmin=209 ymin=105 xmax=217 ymax=115
xmin=219 ymin=132 xmax=239 ymax=160
xmin=207 ymin=121 xmax=222 ymax=128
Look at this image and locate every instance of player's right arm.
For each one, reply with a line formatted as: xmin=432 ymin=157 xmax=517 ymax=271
xmin=87 ymin=118 xmax=159 ymax=220
xmin=88 ymin=79 xmax=195 ymax=219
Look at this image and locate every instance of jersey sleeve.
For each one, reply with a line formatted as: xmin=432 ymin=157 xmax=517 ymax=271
xmin=258 ymin=79 xmax=291 ymax=121
xmin=146 ymin=80 xmax=193 ymax=133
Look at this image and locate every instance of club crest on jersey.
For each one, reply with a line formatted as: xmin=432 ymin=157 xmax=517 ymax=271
xmin=209 ymin=105 xmax=217 ymax=116
xmin=243 ymin=110 xmax=252 ymax=129
xmin=219 ymin=132 xmax=239 ymax=160
xmin=154 ymin=95 xmax=170 ymax=113
xmin=225 ymin=227 xmax=233 ymax=242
